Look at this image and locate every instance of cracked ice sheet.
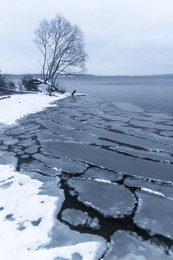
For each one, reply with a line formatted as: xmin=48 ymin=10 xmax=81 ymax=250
xmin=113 ymin=102 xmax=144 ymax=113
xmin=0 ymin=165 xmax=103 ymax=260
xmin=104 ymin=230 xmax=173 ymax=260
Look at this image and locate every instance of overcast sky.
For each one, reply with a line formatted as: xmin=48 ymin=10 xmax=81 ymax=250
xmin=1 ymin=0 xmax=173 ymax=75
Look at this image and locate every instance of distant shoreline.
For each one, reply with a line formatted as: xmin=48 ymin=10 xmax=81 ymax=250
xmin=5 ymin=73 xmax=173 ymax=79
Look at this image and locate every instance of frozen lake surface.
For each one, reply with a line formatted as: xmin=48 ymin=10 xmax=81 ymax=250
xmin=0 ymin=75 xmax=173 ymax=259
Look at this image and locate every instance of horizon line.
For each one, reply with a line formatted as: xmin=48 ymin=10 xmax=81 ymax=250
xmin=4 ymin=72 xmax=173 ymax=77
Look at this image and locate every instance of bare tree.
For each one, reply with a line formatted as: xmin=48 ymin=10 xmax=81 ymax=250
xmin=34 ymin=15 xmax=88 ymax=95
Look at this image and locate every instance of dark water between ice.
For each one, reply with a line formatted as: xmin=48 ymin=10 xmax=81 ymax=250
xmin=1 ymin=75 xmax=173 ymax=258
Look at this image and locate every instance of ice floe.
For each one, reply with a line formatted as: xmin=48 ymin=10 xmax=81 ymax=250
xmin=113 ymin=102 xmax=144 ymax=113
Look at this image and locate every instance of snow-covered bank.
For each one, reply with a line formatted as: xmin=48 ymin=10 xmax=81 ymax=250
xmin=0 ymin=164 xmax=103 ymax=260
xmin=0 ymin=92 xmax=106 ymax=259
xmin=0 ymin=93 xmax=70 ymax=125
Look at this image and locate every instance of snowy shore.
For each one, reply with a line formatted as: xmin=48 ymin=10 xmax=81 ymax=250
xmin=0 ymin=93 xmax=70 ymax=125
xmin=0 ymin=93 xmax=105 ymax=260
xmin=0 ymin=163 xmax=102 ymax=259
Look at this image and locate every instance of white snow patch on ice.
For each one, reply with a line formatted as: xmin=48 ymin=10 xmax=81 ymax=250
xmin=141 ymin=187 xmax=165 ymax=197
xmin=141 ymin=187 xmax=173 ymax=201
xmin=0 ymin=164 xmax=57 ymax=257
xmin=25 ymin=241 xmax=100 ymax=260
xmin=0 ymin=164 xmax=102 ymax=260
xmin=74 ymin=93 xmax=86 ymax=96
xmin=94 ymin=178 xmax=112 ymax=184
xmin=0 ymin=93 xmax=70 ymax=125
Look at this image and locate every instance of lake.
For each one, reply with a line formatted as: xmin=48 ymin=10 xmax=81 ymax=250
xmin=58 ymin=75 xmax=173 ymax=114
xmin=1 ymin=75 xmax=173 ymax=259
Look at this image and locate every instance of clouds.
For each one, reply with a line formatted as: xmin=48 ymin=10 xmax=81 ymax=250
xmin=1 ymin=0 xmax=173 ymax=75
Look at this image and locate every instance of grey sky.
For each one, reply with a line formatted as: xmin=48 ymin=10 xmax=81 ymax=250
xmin=1 ymin=0 xmax=173 ymax=75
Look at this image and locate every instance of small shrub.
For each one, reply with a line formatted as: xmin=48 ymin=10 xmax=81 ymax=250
xmin=21 ymin=75 xmax=39 ymax=92
xmin=0 ymin=73 xmax=15 ymax=94
xmin=57 ymin=86 xmax=66 ymax=94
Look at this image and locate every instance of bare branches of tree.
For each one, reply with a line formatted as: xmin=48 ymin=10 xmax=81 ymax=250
xmin=34 ymin=15 xmax=88 ymax=95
